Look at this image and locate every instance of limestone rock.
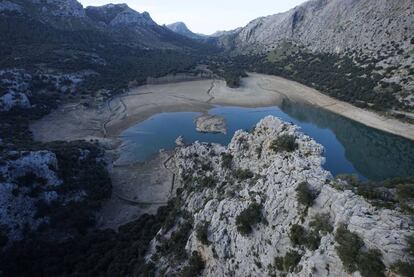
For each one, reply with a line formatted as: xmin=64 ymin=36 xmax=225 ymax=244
xmin=148 ymin=116 xmax=413 ymax=276
xmin=195 ymin=114 xmax=227 ymax=134
xmin=0 ymin=91 xmax=31 ymax=111
xmin=175 ymin=136 xmax=185 ymax=147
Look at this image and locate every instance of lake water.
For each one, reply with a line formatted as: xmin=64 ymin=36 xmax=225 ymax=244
xmin=120 ymin=100 xmax=414 ymax=181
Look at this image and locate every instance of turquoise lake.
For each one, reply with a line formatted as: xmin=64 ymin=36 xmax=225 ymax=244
xmin=120 ymin=100 xmax=414 ymax=181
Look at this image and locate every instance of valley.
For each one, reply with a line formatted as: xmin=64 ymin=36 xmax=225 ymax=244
xmin=31 ymin=73 xmax=414 ymax=142
xmin=0 ymin=0 xmax=413 ymax=276
xmin=29 ymin=73 xmax=414 ymax=229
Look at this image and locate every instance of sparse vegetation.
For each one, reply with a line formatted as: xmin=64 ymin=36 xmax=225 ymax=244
xmin=289 ymin=224 xmax=321 ymax=250
xmin=407 ymin=235 xmax=414 ymax=256
xmin=335 ymin=224 xmax=365 ymax=272
xmin=391 ymin=261 xmax=414 ymax=277
xmin=270 ymin=134 xmax=298 ymax=153
xmin=335 ymin=224 xmax=385 ymax=276
xmin=236 ymin=203 xmax=263 ymax=235
xmin=180 ymin=251 xmax=205 ymax=277
xmin=357 ymin=249 xmax=386 ymax=277
xmin=195 ymin=176 xmax=216 ymax=188
xmin=196 ymin=221 xmax=210 ymax=245
xmin=337 ymin=176 xmax=414 ymax=214
xmin=221 ymin=153 xmax=233 ymax=169
xmin=296 ymin=182 xmax=316 ymax=207
xmin=234 ymin=168 xmax=254 ymax=180
xmin=274 ymin=250 xmax=302 ymax=273
xmin=310 ymin=213 xmax=333 ymax=234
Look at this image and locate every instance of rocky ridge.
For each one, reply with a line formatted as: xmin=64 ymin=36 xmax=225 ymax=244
xmin=85 ymin=3 xmax=156 ymax=27
xmin=224 ymin=0 xmax=413 ymax=56
xmin=217 ymin=0 xmax=414 ymax=108
xmin=147 ymin=116 xmax=413 ymax=276
xmin=167 ymin=22 xmax=205 ymax=40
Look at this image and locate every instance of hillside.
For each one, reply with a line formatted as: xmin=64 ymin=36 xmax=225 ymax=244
xmin=3 ymin=117 xmax=413 ymax=276
xmin=216 ymin=0 xmax=414 ymax=113
xmin=167 ymin=22 xmax=205 ymax=40
xmin=0 ymin=0 xmax=215 ymax=113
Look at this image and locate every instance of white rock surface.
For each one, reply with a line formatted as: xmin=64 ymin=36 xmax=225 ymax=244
xmin=226 ymin=0 xmax=414 ymax=56
xmin=0 ymin=151 xmax=62 ymax=242
xmin=0 ymin=0 xmax=21 ymax=12
xmin=195 ymin=114 xmax=227 ymax=134
xmin=0 ymin=91 xmax=31 ymax=111
xmin=148 ymin=116 xmax=413 ymax=276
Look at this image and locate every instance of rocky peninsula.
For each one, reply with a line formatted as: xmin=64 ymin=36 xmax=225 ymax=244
xmin=145 ymin=116 xmax=413 ymax=276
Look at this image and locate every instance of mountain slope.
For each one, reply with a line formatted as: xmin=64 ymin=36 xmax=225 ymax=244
xmin=217 ymin=0 xmax=414 ymax=112
xmin=224 ymin=0 xmax=413 ymax=54
xmin=167 ymin=22 xmax=205 ymax=39
xmin=0 ymin=0 xmax=216 ymax=112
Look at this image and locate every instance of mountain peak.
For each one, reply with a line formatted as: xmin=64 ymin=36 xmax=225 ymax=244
xmin=85 ymin=3 xmax=156 ymax=26
xmin=167 ymin=21 xmax=204 ymax=39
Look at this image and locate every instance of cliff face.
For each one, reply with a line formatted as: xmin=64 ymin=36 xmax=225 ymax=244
xmin=218 ymin=0 xmax=414 ymax=111
xmin=167 ymin=22 xmax=204 ymax=40
xmin=224 ymin=0 xmax=413 ymax=55
xmin=147 ymin=116 xmax=413 ymax=276
xmin=85 ymin=4 xmax=156 ymax=27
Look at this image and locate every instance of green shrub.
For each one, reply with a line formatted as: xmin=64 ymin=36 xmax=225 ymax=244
xmin=289 ymin=224 xmax=321 ymax=251
xmin=396 ymin=183 xmax=414 ymax=201
xmin=335 ymin=224 xmax=385 ymax=276
xmin=270 ymin=134 xmax=298 ymax=153
xmin=196 ymin=176 xmax=216 ymax=188
xmin=335 ymin=224 xmax=364 ymax=273
xmin=289 ymin=224 xmax=306 ymax=246
xmin=391 ymin=261 xmax=414 ymax=277
xmin=310 ymin=213 xmax=333 ymax=234
xmin=407 ymin=235 xmax=414 ymax=256
xmin=233 ymin=168 xmax=254 ymax=180
xmin=236 ymin=203 xmax=263 ymax=235
xmin=336 ymin=174 xmax=359 ymax=187
xmin=221 ymin=153 xmax=233 ymax=169
xmin=160 ymin=221 xmax=193 ymax=261
xmin=274 ymin=250 xmax=302 ymax=273
xmin=296 ymin=182 xmax=316 ymax=207
xmin=181 ymin=251 xmax=205 ymax=277
xmin=357 ymin=249 xmax=385 ymax=277
xmin=196 ymin=221 xmax=210 ymax=245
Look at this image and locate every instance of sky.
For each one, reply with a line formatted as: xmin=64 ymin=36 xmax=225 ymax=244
xmin=78 ymin=0 xmax=308 ymax=35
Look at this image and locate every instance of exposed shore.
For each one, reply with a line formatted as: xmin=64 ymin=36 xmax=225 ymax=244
xmin=29 ymin=73 xmax=414 ymax=228
xmin=31 ymin=73 xmax=414 ymax=143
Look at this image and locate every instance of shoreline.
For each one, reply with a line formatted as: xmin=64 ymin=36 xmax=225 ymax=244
xmin=28 ymin=73 xmax=414 ymax=228
xmin=30 ymin=73 xmax=414 ymax=143
xmin=252 ymin=73 xmax=414 ymax=141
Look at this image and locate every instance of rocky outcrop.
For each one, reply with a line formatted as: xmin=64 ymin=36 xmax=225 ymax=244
xmin=0 ymin=0 xmax=21 ymax=12
xmin=217 ymin=0 xmax=414 ymax=109
xmin=222 ymin=0 xmax=413 ymax=56
xmin=0 ymin=91 xmax=30 ymax=111
xmin=195 ymin=115 xmax=227 ymax=134
xmin=147 ymin=116 xmax=413 ymax=276
xmin=167 ymin=22 xmax=204 ymax=39
xmin=85 ymin=4 xmax=156 ymax=27
xmin=43 ymin=0 xmax=85 ymax=17
xmin=0 ymin=151 xmax=61 ymax=242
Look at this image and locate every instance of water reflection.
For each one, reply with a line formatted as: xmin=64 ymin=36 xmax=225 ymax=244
xmin=121 ymin=102 xmax=414 ymax=181
xmin=280 ymin=100 xmax=414 ymax=181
